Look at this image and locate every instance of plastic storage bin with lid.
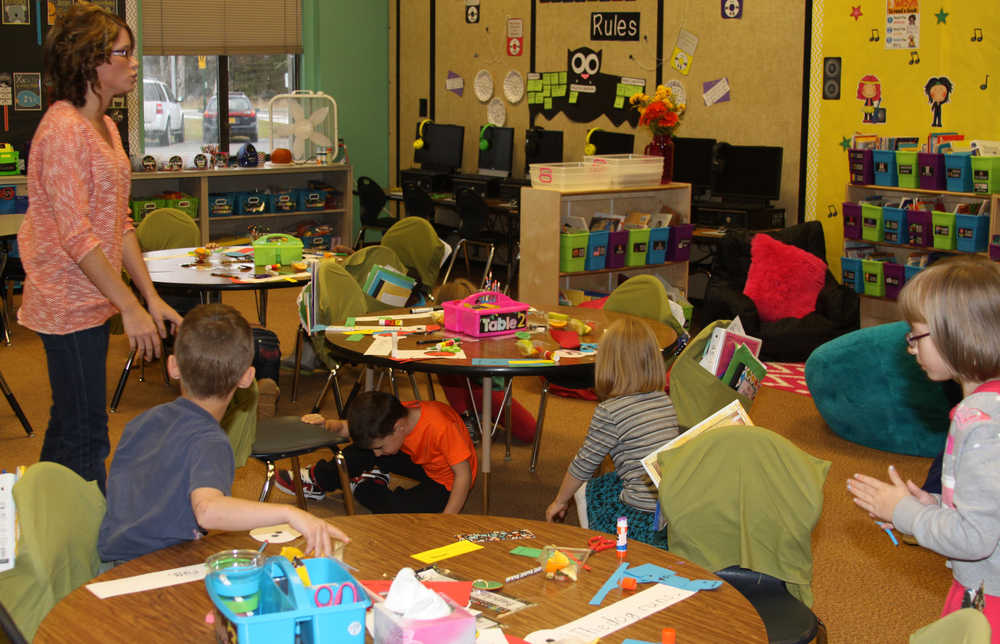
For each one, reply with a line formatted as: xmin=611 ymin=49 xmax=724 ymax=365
xmin=583 ymin=154 xmax=663 ymax=187
xmin=530 ymin=162 xmax=610 ymax=190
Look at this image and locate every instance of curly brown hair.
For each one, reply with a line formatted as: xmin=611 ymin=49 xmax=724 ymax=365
xmin=43 ymin=1 xmax=134 ymax=106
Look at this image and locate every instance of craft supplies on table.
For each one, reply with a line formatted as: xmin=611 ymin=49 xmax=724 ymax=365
xmin=252 ymin=233 xmax=304 ymax=267
xmin=443 ymin=291 xmax=530 ymax=338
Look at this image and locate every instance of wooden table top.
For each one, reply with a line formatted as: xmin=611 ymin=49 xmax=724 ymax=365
xmin=142 ymin=247 xmax=313 ymax=291
xmin=324 ymin=304 xmax=678 ymax=378
xmin=36 ymin=514 xmax=765 ymax=643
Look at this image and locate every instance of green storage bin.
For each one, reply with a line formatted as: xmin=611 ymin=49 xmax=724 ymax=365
xmin=253 ymin=233 xmax=304 ymax=266
xmin=970 ymin=155 xmax=1000 ymax=194
xmin=165 ymin=195 xmax=199 ymax=219
xmin=931 ymin=210 xmax=956 ymax=250
xmin=625 ymin=228 xmax=651 ymax=267
xmin=130 ymin=197 xmax=165 ymax=222
xmin=861 ymin=259 xmax=885 ymax=297
xmin=861 ymin=204 xmax=883 ymax=242
xmin=896 ymin=151 xmax=919 ymax=189
xmin=559 ymin=231 xmax=589 ymax=273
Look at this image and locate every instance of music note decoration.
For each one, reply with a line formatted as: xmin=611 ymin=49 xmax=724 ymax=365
xmin=981 ymin=75 xmax=990 ymax=91
xmin=909 ymin=51 xmax=920 ymax=65
xmin=869 ymin=28 xmax=880 ymax=42
xmin=971 ymin=27 xmax=984 ymax=42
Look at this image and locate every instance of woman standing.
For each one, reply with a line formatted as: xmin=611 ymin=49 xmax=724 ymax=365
xmin=17 ymin=2 xmax=182 ymax=492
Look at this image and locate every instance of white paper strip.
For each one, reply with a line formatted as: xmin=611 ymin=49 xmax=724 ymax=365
xmin=524 ymin=584 xmax=694 ymax=643
xmin=86 ymin=563 xmax=208 ymax=599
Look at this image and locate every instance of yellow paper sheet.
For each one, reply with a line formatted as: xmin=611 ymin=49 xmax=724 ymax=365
xmin=411 ymin=540 xmax=483 ymax=564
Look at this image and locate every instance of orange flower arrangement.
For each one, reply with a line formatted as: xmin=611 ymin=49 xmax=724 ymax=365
xmin=630 ymin=85 xmax=685 ymax=137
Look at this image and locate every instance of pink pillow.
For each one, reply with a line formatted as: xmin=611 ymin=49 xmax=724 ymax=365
xmin=743 ymin=233 xmax=827 ymax=323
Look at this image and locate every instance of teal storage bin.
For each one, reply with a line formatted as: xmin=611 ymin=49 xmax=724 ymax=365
xmin=560 ymin=231 xmax=589 ymax=272
xmin=270 ymin=190 xmax=297 ymax=212
xmin=905 ymin=264 xmax=925 ymax=282
xmin=861 ymin=204 xmax=883 ymax=242
xmin=945 ymin=152 xmax=973 ymax=193
xmin=841 ymin=257 xmax=864 ymax=293
xmin=625 ymin=228 xmax=651 ymax=266
xmin=208 ymin=192 xmax=236 ymax=217
xmin=646 ymin=227 xmax=671 ymax=264
xmin=295 ymin=187 xmax=328 ymax=211
xmin=238 ymin=191 xmax=270 ymax=215
xmin=881 ymin=206 xmax=907 ymax=244
xmin=205 ymin=556 xmax=369 ymax=644
xmin=585 ymin=230 xmax=608 ymax=271
xmin=861 ymin=259 xmax=885 ymax=297
xmin=955 ymin=213 xmax=989 ymax=253
xmin=873 ymin=150 xmax=897 ymax=186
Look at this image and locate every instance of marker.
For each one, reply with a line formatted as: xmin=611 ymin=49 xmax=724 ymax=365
xmin=616 ymin=516 xmax=628 ymax=561
xmin=878 ymin=522 xmax=900 ymax=547
xmin=504 ymin=566 xmax=543 ymax=583
xmin=416 ymin=339 xmax=441 ymax=345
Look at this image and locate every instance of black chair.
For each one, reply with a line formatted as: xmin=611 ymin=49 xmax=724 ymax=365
xmin=401 ymin=183 xmax=436 ymax=220
xmin=442 ymin=188 xmax=505 ymax=288
xmin=353 ymin=176 xmax=396 ymax=249
xmin=695 ymin=221 xmax=859 ymax=362
xmin=0 ymin=250 xmax=23 ymax=345
xmin=715 ymin=566 xmax=827 ymax=644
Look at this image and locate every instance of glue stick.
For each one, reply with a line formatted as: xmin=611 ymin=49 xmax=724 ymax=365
xmin=616 ymin=516 xmax=628 ymax=561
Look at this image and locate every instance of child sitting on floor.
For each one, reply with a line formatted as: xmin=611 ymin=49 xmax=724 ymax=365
xmin=275 ymin=391 xmax=476 ymax=514
xmin=545 ymin=317 xmax=679 ymax=547
xmin=99 ymin=304 xmax=348 ymax=562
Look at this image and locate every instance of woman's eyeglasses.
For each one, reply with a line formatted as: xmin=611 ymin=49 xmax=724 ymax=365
xmin=110 ymin=49 xmax=135 ymax=59
xmin=905 ymin=332 xmax=931 ymax=347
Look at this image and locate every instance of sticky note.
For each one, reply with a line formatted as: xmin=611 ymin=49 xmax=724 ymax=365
xmin=412 ymin=540 xmax=483 ymax=564
xmin=542 ymin=85 xmax=551 ymax=97
xmin=346 ymin=334 xmax=364 ymax=342
xmin=544 ymin=97 xmax=552 ymax=110
xmin=614 ymin=96 xmax=625 ymax=109
xmin=552 ymin=85 xmax=567 ymax=97
xmin=559 ymin=71 xmax=567 ymax=84
xmin=543 ymin=72 xmax=555 ymax=84
xmin=345 ymin=317 xmax=356 ymax=326
xmin=526 ymin=78 xmax=543 ymax=92
xmin=569 ymin=91 xmax=579 ymax=104
xmin=510 ymin=546 xmax=543 ymax=558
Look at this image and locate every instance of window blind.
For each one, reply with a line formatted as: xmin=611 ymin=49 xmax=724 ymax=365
xmin=142 ymin=0 xmax=302 ymax=56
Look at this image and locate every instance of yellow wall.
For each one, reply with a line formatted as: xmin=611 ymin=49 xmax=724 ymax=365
xmin=806 ymin=0 xmax=1000 ymax=273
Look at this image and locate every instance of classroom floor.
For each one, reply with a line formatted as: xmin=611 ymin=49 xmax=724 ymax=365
xmin=0 ymin=287 xmax=951 ymax=643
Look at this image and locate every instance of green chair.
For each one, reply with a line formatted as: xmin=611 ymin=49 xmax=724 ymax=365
xmin=0 ymin=463 xmax=106 ymax=640
xmin=342 ymin=245 xmax=409 ymax=314
xmin=910 ymin=608 xmax=991 ymax=644
xmin=669 ymin=319 xmax=752 ymax=430
xmin=380 ymin=217 xmax=447 ymax=298
xmin=657 ymin=425 xmax=830 ymax=643
xmin=110 ymin=208 xmax=202 ymax=412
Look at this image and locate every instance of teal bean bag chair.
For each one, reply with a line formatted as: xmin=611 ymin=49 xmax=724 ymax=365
xmin=805 ymin=321 xmax=958 ymax=457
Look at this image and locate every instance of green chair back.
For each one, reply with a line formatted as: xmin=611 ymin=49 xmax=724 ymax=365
xmin=670 ymin=319 xmax=752 ymax=429
xmin=910 ymin=609 xmax=991 ymax=644
xmin=297 ymin=259 xmax=369 ymax=368
xmin=343 ymin=245 xmax=408 ymax=313
xmin=656 ymin=425 xmax=830 ymax=607
xmin=0 ymin=463 xmax=106 ymax=640
xmin=222 ymin=380 xmax=259 ymax=468
xmin=135 ymin=208 xmax=200 ymax=251
xmin=605 ymin=274 xmax=683 ymax=336
xmin=380 ymin=217 xmax=445 ymax=288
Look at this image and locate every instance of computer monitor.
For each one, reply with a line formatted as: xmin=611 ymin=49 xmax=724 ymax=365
xmin=478 ymin=126 xmax=514 ymax=178
xmin=524 ymin=127 xmax=563 ymax=173
xmin=712 ymin=144 xmax=783 ymax=203
xmin=589 ymin=130 xmax=634 ymax=155
xmin=672 ymin=137 xmax=717 ymax=193
xmin=414 ymin=122 xmax=464 ymax=173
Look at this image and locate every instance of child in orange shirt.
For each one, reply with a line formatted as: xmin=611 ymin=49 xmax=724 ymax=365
xmin=275 ymin=391 xmax=476 ymax=514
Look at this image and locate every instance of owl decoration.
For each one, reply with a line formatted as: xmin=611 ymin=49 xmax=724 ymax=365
xmin=527 ymin=47 xmax=641 ymax=127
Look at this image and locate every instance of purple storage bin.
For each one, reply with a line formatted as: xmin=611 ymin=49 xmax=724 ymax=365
xmin=606 ymin=230 xmax=627 ymax=269
xmin=906 ymin=208 xmax=933 ymax=247
xmin=665 ymin=223 xmax=694 ymax=262
xmin=917 ymin=152 xmax=946 ymax=190
xmin=842 ymin=202 xmax=862 ymax=239
xmin=883 ymin=263 xmax=905 ymax=300
xmin=848 ymin=149 xmax=874 ymax=185
xmin=991 ymin=235 xmax=1000 ymax=261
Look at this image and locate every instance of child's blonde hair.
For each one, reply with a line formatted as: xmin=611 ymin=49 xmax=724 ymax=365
xmin=898 ymin=255 xmax=1000 ymax=383
xmin=435 ymin=278 xmax=478 ymax=303
xmin=594 ymin=317 xmax=665 ymax=399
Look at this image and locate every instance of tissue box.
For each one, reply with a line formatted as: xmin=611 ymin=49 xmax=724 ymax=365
xmin=373 ymin=595 xmax=475 ymax=644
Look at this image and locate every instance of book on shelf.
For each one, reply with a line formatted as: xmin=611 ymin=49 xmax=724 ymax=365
xmin=844 ymin=241 xmax=877 ymax=258
xmin=624 ymin=211 xmax=652 ymax=228
xmin=589 ymin=213 xmax=624 ymax=232
xmin=721 ymin=344 xmax=768 ymax=401
xmin=0 ymin=466 xmax=24 ymax=573
xmin=640 ymin=400 xmax=753 ymax=488
xmin=561 ymin=214 xmax=588 ymax=233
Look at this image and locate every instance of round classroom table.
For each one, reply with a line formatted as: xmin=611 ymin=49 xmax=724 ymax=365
xmin=36 ymin=514 xmax=766 ymax=643
xmin=324 ymin=305 xmax=678 ymax=513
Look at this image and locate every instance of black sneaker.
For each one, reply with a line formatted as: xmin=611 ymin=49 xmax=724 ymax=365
xmin=349 ymin=468 xmax=390 ymax=493
xmin=274 ymin=465 xmax=326 ymax=500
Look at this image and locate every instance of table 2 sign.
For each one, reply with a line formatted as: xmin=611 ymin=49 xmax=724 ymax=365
xmin=443 ymin=292 xmax=531 ymax=338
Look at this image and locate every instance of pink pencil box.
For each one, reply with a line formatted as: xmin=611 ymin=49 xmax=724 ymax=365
xmin=442 ymin=291 xmax=530 ymax=338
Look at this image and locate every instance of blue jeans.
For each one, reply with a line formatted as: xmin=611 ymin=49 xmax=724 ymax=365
xmin=39 ymin=322 xmax=110 ymax=494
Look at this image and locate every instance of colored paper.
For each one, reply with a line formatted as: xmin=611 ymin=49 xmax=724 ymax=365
xmin=510 ymin=546 xmax=543 ymax=558
xmin=590 ymin=562 xmax=629 ymax=606
xmin=86 ymin=564 xmax=207 ymax=599
xmin=411 ymin=540 xmax=484 ymax=564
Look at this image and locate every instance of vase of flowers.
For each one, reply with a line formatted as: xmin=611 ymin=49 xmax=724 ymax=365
xmin=630 ymin=85 xmax=685 ymax=184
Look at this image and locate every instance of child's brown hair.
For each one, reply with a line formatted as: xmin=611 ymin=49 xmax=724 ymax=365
xmin=435 ymin=278 xmax=478 ymax=303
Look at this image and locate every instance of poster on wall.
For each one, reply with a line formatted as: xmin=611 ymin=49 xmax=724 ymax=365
xmin=885 ymin=0 xmax=919 ymax=50
xmin=2 ymin=0 xmax=30 ymax=25
xmin=13 ymin=72 xmax=41 ymax=111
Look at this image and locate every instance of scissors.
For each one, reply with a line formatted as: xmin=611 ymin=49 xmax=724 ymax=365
xmin=587 ymin=535 xmax=616 ymax=553
xmin=314 ymin=581 xmax=360 ymax=607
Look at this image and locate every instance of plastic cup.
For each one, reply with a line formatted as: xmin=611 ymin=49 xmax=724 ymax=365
xmin=206 ymin=549 xmax=266 ymax=614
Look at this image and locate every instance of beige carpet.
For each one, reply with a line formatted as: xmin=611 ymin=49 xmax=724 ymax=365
xmin=0 ymin=289 xmax=951 ymax=642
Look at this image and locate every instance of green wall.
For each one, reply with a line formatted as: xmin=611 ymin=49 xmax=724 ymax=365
xmin=303 ymin=0 xmax=390 ymax=232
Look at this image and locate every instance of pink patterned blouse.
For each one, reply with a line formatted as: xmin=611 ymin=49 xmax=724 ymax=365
xmin=17 ymin=100 xmax=135 ymax=335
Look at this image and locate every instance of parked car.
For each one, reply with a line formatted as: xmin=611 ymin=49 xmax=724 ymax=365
xmin=202 ymin=93 xmax=258 ymax=142
xmin=143 ymin=79 xmax=184 ymax=146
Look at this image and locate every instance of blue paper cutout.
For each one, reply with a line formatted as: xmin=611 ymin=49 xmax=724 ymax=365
xmin=589 ymin=562 xmax=629 ymax=606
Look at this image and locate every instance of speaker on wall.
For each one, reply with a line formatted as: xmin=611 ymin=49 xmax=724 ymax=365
xmin=823 ymin=57 xmax=841 ymax=100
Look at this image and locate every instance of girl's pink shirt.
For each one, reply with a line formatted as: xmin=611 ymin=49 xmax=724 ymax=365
xmin=17 ymin=100 xmax=134 ymax=335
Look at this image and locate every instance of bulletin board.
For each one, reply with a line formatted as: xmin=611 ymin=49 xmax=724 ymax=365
xmin=391 ymin=0 xmax=807 ymax=223
xmin=0 ymin=0 xmax=137 ymax=164
xmin=805 ymin=0 xmax=1000 ymax=273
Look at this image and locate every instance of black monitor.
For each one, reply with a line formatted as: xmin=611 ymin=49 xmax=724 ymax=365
xmin=712 ymin=144 xmax=783 ymax=203
xmin=414 ymin=122 xmax=464 ymax=173
xmin=589 ymin=130 xmax=634 ymax=155
xmin=477 ymin=125 xmax=514 ymax=178
xmin=524 ymin=127 xmax=563 ymax=172
xmin=672 ymin=137 xmax=717 ymax=193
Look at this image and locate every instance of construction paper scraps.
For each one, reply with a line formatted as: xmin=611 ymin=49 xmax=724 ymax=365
xmin=624 ymin=563 xmax=723 ymax=591
xmin=510 ymin=546 xmax=544 ymax=558
xmin=456 ymin=529 xmax=536 ymax=543
xmin=590 ymin=562 xmax=629 ymax=605
xmin=702 ymin=77 xmax=732 ymax=106
xmin=411 ymin=540 xmax=484 ymax=564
